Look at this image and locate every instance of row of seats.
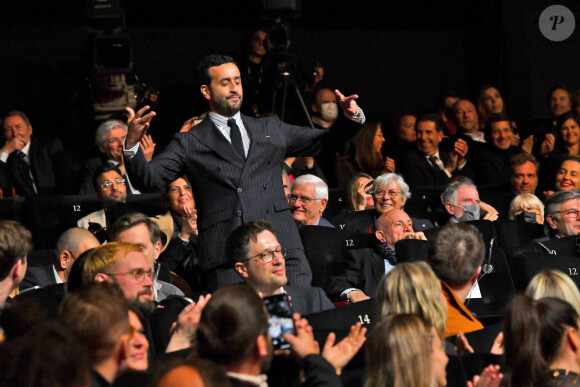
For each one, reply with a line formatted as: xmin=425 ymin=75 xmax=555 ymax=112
xmin=0 ymin=193 xmax=165 ymax=250
xmin=299 ymin=219 xmax=580 ymax=325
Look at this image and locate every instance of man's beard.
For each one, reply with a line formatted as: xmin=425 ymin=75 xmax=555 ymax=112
xmin=219 ymin=94 xmax=242 ymax=116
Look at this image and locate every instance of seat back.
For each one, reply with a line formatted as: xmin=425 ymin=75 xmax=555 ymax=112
xmin=494 ymin=219 xmax=545 ymax=250
xmin=22 ymin=194 xmax=102 ymax=249
xmin=299 ymin=225 xmax=372 ymax=292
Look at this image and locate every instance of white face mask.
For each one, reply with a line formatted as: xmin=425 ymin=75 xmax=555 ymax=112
xmin=320 ymin=102 xmax=338 ymax=122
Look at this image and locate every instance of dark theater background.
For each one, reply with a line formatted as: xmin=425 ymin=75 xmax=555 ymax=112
xmin=0 ymin=0 xmax=578 ymax=156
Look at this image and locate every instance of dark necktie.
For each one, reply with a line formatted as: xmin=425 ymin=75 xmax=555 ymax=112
xmin=227 ymin=118 xmax=245 ymax=159
xmin=17 ymin=151 xmax=38 ymax=193
xmin=429 ymin=155 xmax=440 ymax=171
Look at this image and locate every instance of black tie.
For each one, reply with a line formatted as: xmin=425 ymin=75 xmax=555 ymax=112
xmin=429 ymin=155 xmax=440 ymax=171
xmin=227 ymin=118 xmax=245 ymax=159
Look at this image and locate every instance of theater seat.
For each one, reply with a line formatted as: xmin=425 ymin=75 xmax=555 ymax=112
xmin=465 ymin=242 xmax=515 ymax=323
xmin=494 ymin=219 xmax=545 ymax=250
xmin=394 ymin=239 xmax=429 ymax=263
xmin=107 ymin=193 xmax=165 ymax=225
xmin=507 ymin=245 xmax=580 ymax=291
xmin=22 ymin=194 xmax=103 ymax=249
xmin=326 ymin=187 xmax=348 ymax=217
xmin=536 ymin=235 xmax=579 ymax=257
xmin=299 ymin=226 xmax=372 ymax=292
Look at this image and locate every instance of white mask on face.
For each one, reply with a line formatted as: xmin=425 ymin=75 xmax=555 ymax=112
xmin=320 ymin=102 xmax=338 ymax=122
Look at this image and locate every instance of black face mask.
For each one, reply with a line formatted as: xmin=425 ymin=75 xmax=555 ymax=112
xmin=516 ymin=210 xmax=538 ymax=224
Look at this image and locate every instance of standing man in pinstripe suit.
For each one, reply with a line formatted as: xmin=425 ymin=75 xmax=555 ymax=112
xmin=123 ymin=54 xmax=365 ymax=290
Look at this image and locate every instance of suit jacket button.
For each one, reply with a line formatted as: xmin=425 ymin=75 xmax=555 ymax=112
xmin=263 ymin=184 xmax=268 ymax=189
xmin=236 ymin=210 xmax=242 ymax=216
xmin=216 ymin=167 xmax=221 ymax=173
xmin=266 ymin=209 xmax=271 ymax=214
xmin=237 ymin=187 xmax=243 ymax=193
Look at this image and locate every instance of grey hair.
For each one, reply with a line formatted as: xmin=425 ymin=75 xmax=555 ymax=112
xmin=544 ymin=190 xmax=580 ymax=237
xmin=95 ymin=120 xmax=127 ymax=148
xmin=545 ymin=190 xmax=580 ymax=216
xmin=292 ymin=174 xmax=328 ymax=200
xmin=372 ymin=173 xmax=411 ymax=199
xmin=442 ymin=178 xmax=477 ymax=205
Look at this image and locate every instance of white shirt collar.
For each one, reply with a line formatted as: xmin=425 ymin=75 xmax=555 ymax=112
xmin=226 ymin=372 xmax=268 ymax=387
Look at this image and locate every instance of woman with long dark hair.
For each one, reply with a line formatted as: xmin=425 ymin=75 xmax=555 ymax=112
xmin=334 ymin=120 xmax=395 ymax=188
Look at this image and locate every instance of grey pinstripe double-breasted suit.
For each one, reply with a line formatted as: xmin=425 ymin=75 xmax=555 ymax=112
xmin=126 ymin=114 xmax=359 ymax=290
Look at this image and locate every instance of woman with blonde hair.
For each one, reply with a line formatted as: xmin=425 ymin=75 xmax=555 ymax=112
xmin=365 ymin=314 xmax=445 ymax=387
xmin=525 ymin=269 xmax=580 ymax=314
xmin=376 ymin=261 xmax=448 ymax=337
xmin=508 ymin=193 xmax=544 ymax=224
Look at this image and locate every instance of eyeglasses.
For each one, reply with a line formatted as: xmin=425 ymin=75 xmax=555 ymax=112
xmin=555 ymin=209 xmax=580 ymax=218
xmin=289 ymin=194 xmax=320 ymax=205
xmin=240 ymin=247 xmax=287 ymax=264
xmin=105 ymin=268 xmax=156 ymax=283
xmin=106 ymin=136 xmax=126 ymax=145
xmin=100 ymin=178 xmax=126 ymax=190
xmin=374 ymin=189 xmax=401 ymax=198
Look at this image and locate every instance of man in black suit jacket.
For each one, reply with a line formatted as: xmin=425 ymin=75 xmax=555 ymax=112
xmin=0 ymin=111 xmax=58 ymax=196
xmin=123 ymin=54 xmax=365 ymax=290
xmin=398 ymin=113 xmax=472 ymax=193
xmin=327 ymin=209 xmax=427 ymax=303
xmin=227 ymin=221 xmax=334 ymax=316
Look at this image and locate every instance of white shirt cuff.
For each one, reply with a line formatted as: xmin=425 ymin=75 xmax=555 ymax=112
xmin=340 ymin=288 xmax=361 ymax=301
xmin=0 ymin=151 xmax=8 ymax=163
xmin=345 ymin=107 xmax=365 ymax=124
xmin=123 ymin=142 xmax=140 ymax=160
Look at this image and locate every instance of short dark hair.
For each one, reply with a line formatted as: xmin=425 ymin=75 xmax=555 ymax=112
xmin=549 ymin=83 xmax=571 ymax=100
xmin=510 ymin=153 xmax=539 ymax=175
xmin=58 ymin=281 xmax=129 ymax=366
xmin=2 ymin=110 xmax=31 ymax=127
xmin=225 ymin=221 xmax=274 ymax=267
xmin=196 ymin=284 xmax=269 ymax=366
xmin=438 ymin=89 xmax=460 ymax=110
xmin=484 ymin=113 xmax=512 ymax=137
xmin=427 ymin=223 xmax=484 ymax=287
xmin=556 ymin=111 xmax=580 ymax=133
xmin=0 ymin=220 xmax=32 ymax=281
xmin=196 ymin=54 xmax=237 ymax=87
xmin=393 ymin=111 xmax=416 ymax=133
xmin=92 ymin=164 xmax=123 ymax=192
xmin=110 ymin=212 xmax=161 ymax=245
xmin=416 ymin=113 xmax=444 ymax=133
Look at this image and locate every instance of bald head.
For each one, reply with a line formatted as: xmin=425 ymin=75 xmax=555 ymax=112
xmin=375 ymin=209 xmax=414 ymax=249
xmin=56 ymin=228 xmax=100 ymax=280
xmin=56 ymin=228 xmax=99 ymax=257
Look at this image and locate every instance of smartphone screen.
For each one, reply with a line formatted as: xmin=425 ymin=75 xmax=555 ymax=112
xmin=263 ymin=293 xmax=296 ymax=350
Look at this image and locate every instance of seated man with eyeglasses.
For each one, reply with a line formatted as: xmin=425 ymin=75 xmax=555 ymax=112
xmin=77 ymin=165 xmax=128 ymax=231
xmin=83 ymin=241 xmax=206 ymax=354
xmin=226 ymin=221 xmax=334 ymax=316
xmin=327 ymin=209 xmax=427 ymax=303
xmin=290 ymin=174 xmax=335 ymax=228
xmin=543 ymin=190 xmax=580 ymax=240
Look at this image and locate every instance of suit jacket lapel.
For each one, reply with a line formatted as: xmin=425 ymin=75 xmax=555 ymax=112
xmin=241 ymin=115 xmax=264 ymax=164
xmin=192 ymin=118 xmax=245 ymax=169
xmin=371 ymin=252 xmax=386 ymax=283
